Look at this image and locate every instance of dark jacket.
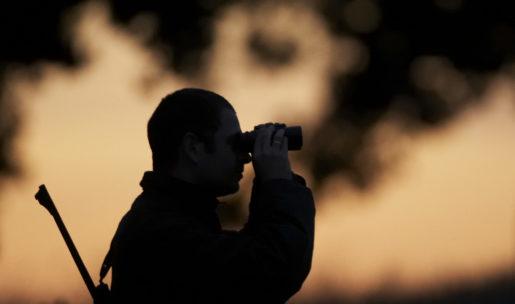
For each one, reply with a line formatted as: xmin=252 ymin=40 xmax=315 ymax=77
xmin=109 ymin=171 xmax=315 ymax=303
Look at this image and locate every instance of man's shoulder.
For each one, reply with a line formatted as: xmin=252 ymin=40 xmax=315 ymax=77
xmin=115 ymin=193 xmax=202 ymax=242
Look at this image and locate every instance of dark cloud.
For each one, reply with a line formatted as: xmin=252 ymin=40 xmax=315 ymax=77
xmin=308 ymin=0 xmax=515 ymax=189
xmin=108 ymin=0 xmax=236 ymax=77
xmin=0 ymin=76 xmax=20 ymax=180
xmin=0 ymin=0 xmax=514 ymax=190
xmin=0 ymin=0 xmax=84 ymax=179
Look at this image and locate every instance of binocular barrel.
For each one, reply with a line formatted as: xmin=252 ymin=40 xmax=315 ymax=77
xmin=238 ymin=125 xmax=303 ymax=153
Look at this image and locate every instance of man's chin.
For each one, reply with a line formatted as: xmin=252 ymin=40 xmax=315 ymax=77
xmin=215 ymin=182 xmax=240 ymax=197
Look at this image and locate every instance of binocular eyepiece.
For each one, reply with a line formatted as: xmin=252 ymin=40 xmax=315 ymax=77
xmin=237 ymin=125 xmax=303 ymax=153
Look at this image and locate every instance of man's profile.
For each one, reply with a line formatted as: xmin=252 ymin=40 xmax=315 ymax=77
xmin=107 ymin=88 xmax=315 ymax=303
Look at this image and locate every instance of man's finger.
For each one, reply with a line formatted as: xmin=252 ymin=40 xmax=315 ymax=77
xmin=253 ymin=128 xmax=265 ymax=154
xmin=262 ymin=125 xmax=275 ymax=152
xmin=281 ymin=135 xmax=288 ymax=152
xmin=272 ymin=128 xmax=285 ymax=149
xmin=254 ymin=122 xmax=274 ymax=130
xmin=254 ymin=125 xmax=273 ymax=154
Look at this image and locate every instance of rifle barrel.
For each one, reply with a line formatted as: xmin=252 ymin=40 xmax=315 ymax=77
xmin=35 ymin=185 xmax=97 ymax=300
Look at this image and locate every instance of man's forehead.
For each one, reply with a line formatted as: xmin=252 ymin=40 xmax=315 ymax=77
xmin=218 ymin=109 xmax=241 ymax=136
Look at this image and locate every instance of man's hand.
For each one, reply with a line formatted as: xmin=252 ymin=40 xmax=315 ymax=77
xmin=252 ymin=123 xmax=293 ymax=181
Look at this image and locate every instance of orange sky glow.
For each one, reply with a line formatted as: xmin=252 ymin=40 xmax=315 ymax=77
xmin=0 ymin=2 xmax=514 ymax=303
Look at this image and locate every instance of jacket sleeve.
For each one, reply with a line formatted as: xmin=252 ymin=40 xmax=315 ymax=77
xmin=193 ymin=174 xmax=316 ymax=303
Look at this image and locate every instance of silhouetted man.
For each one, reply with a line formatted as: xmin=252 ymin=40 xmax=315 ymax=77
xmin=108 ymin=88 xmax=315 ymax=303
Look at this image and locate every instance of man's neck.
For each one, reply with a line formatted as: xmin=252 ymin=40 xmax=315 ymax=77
xmin=158 ymin=166 xmax=199 ymax=186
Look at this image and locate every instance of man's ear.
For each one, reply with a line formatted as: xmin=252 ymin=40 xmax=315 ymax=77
xmin=181 ymin=132 xmax=205 ymax=164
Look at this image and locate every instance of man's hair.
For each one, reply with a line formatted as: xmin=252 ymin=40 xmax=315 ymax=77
xmin=147 ymin=88 xmax=235 ymax=171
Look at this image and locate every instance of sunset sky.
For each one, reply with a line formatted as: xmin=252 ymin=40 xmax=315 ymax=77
xmin=0 ymin=2 xmax=514 ymax=303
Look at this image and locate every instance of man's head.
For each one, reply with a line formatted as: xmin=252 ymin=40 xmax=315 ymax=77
xmin=147 ymin=88 xmax=251 ymax=196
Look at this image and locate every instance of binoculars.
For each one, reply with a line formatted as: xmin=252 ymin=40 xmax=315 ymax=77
xmin=237 ymin=125 xmax=303 ymax=153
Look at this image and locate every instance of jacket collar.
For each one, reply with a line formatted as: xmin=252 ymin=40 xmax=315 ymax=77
xmin=138 ymin=171 xmax=219 ymax=214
